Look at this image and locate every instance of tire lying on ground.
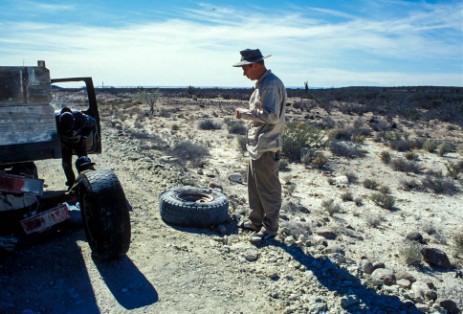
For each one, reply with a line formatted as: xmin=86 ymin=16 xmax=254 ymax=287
xmin=159 ymin=186 xmax=229 ymax=228
xmin=77 ymin=169 xmax=131 ymax=260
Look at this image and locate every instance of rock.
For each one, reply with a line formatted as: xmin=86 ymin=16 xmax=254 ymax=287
xmin=284 ymin=235 xmax=296 ymax=245
xmin=425 ymin=290 xmax=437 ymax=301
xmin=316 ymin=229 xmax=337 ymax=240
xmin=243 ymin=249 xmax=259 ymax=262
xmin=209 ymin=182 xmax=223 ymax=190
xmin=332 ymin=175 xmax=349 ymax=187
xmin=360 ymin=259 xmax=374 ymax=274
xmin=396 ymin=278 xmax=412 ymax=289
xmin=406 ymin=231 xmax=427 ymax=244
xmin=228 ymin=173 xmax=243 ymax=184
xmin=312 ymin=235 xmax=328 ymax=247
xmin=435 ymin=298 xmax=460 ymax=314
xmin=308 ymin=297 xmax=328 ymax=313
xmin=340 ymin=295 xmax=359 ymax=308
xmin=372 ymin=261 xmax=385 ymax=270
xmin=371 ymin=268 xmax=396 ymax=286
xmin=420 ymin=247 xmax=452 ymax=269
xmin=411 ymin=281 xmax=434 ymax=299
xmin=323 ymin=244 xmax=345 ymax=255
xmin=395 ymin=271 xmax=416 ymax=283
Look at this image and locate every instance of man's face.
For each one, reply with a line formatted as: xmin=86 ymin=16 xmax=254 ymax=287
xmin=241 ymin=63 xmax=257 ymax=80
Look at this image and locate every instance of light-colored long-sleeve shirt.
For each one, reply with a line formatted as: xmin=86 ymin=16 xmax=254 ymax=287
xmin=240 ymin=70 xmax=286 ymax=160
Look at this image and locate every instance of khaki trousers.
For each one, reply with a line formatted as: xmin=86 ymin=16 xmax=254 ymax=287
xmin=247 ymin=151 xmax=282 ymax=234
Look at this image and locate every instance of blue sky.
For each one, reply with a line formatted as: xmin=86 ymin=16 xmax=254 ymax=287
xmin=0 ymin=0 xmax=462 ymax=88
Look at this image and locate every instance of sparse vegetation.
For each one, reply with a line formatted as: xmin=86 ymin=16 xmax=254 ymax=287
xmin=172 ymin=140 xmax=209 ymax=167
xmin=226 ymin=120 xmax=247 ymax=135
xmin=437 ymin=142 xmax=454 ymax=156
xmin=363 ymin=179 xmax=379 ymax=190
xmin=321 ymin=199 xmax=342 ymax=216
xmin=446 ymin=160 xmax=463 ymax=179
xmin=391 ymin=158 xmax=421 ymax=174
xmin=365 ymin=211 xmax=383 ymax=227
xmin=283 ymin=121 xmax=325 ymax=161
xmin=370 ymin=192 xmax=395 ymax=210
xmin=341 ymin=192 xmax=354 ymax=202
xmin=399 ymin=243 xmax=422 ymax=266
xmin=329 ymin=141 xmax=366 ymax=158
xmin=198 ymin=119 xmax=222 ymax=130
xmin=421 ymin=175 xmax=459 ymax=195
xmin=380 ymin=150 xmax=391 ymax=164
xmin=452 ymin=228 xmax=463 ymax=256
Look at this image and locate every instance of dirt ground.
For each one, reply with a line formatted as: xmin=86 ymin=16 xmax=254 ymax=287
xmin=1 ymin=93 xmax=462 ymax=314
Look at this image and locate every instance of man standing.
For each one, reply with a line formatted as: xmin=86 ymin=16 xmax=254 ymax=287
xmin=57 ymin=108 xmax=97 ymax=188
xmin=233 ymin=49 xmax=287 ymax=244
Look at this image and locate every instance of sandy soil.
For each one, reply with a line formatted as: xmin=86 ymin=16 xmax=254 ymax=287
xmin=1 ymin=95 xmax=462 ymax=314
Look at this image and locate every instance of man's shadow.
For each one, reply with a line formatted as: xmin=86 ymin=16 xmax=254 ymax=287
xmin=259 ymin=239 xmax=422 ymax=314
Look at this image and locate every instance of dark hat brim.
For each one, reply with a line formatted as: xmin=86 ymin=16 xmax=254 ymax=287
xmin=232 ymin=55 xmax=271 ymax=67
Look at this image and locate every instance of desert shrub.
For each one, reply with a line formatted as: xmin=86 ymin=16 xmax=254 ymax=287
xmin=198 ymin=119 xmax=221 ymax=130
xmin=171 ymin=124 xmax=180 ymax=131
xmin=236 ymin=136 xmax=247 ymax=154
xmin=400 ymin=179 xmax=423 ymax=192
xmin=283 ymin=121 xmax=325 ymax=161
xmin=329 ymin=141 xmax=366 ymax=158
xmin=327 ymin=127 xmax=356 ymax=141
xmin=365 ymin=211 xmax=383 ymax=227
xmin=437 ymin=142 xmax=454 ymax=156
xmin=421 ymin=175 xmax=459 ymax=195
xmin=384 ymin=131 xmax=400 ymax=141
xmin=446 ymin=160 xmax=463 ymax=179
xmin=452 ymin=228 xmax=463 ymax=256
xmin=378 ymin=186 xmax=391 ymax=194
xmin=388 ymin=139 xmax=413 ymax=152
xmin=354 ymin=197 xmax=363 ymax=206
xmin=404 ymin=151 xmax=419 ymax=161
xmin=422 ymin=224 xmax=447 ymax=244
xmin=341 ymin=192 xmax=354 ymax=202
xmin=345 ymin=172 xmax=358 ymax=184
xmin=391 ymin=158 xmax=421 ymax=174
xmin=282 ymin=220 xmax=312 ymax=242
xmin=316 ymin=116 xmax=336 ymax=130
xmin=399 ymin=243 xmax=422 ymax=266
xmin=363 ymin=179 xmax=379 ymax=190
xmin=370 ymin=192 xmax=395 ymax=210
xmin=172 ymin=140 xmax=209 ymax=167
xmin=423 ymin=140 xmax=437 ymax=153
xmin=227 ymin=120 xmax=247 ymax=135
xmin=321 ymin=199 xmax=342 ymax=216
xmin=380 ymin=151 xmax=391 ymax=164
xmin=311 ymin=153 xmax=328 ymax=169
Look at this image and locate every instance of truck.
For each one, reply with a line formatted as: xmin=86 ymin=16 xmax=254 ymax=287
xmin=0 ymin=61 xmax=131 ymax=260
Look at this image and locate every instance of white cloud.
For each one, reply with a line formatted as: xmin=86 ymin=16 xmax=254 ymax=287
xmin=0 ymin=2 xmax=461 ymax=87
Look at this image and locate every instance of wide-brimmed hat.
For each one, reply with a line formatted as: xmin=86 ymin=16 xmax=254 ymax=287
xmin=232 ymin=49 xmax=271 ymax=67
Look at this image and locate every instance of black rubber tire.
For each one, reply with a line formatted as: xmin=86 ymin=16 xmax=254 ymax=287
xmin=78 ymin=169 xmax=131 ymax=260
xmin=159 ymin=186 xmax=229 ymax=228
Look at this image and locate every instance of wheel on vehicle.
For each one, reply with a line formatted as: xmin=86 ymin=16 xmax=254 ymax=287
xmin=159 ymin=186 xmax=229 ymax=228
xmin=78 ymin=169 xmax=131 ymax=260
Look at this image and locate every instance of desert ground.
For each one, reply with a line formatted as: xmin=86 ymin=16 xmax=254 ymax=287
xmin=1 ymin=86 xmax=462 ymax=314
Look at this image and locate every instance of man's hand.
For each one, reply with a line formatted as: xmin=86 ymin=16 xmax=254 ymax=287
xmin=235 ymin=107 xmax=245 ymax=119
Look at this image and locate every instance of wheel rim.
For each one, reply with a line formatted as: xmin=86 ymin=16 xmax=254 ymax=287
xmin=176 ymin=191 xmax=214 ymax=203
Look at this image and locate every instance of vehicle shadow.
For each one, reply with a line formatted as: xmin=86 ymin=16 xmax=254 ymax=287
xmin=0 ymin=225 xmax=158 ymax=313
xmin=93 ymin=256 xmax=159 ymax=310
xmin=262 ymin=239 xmax=421 ymax=314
